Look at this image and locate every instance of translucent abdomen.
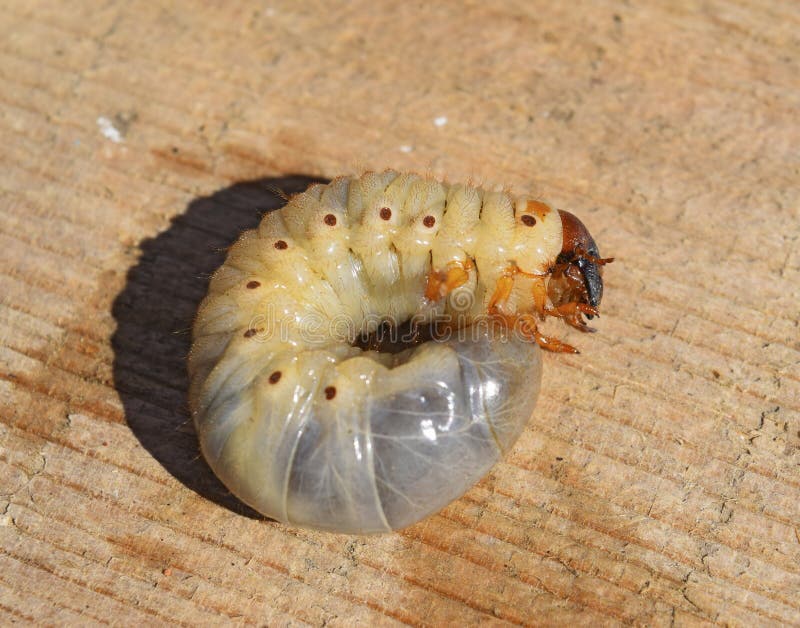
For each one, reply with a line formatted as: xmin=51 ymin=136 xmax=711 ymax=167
xmin=194 ymin=326 xmax=541 ymax=533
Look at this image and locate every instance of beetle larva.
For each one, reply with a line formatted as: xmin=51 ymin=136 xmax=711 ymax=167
xmin=188 ymin=171 xmax=610 ymax=533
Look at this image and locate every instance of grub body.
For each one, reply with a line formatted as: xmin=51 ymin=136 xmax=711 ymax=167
xmin=188 ymin=171 xmax=596 ymax=533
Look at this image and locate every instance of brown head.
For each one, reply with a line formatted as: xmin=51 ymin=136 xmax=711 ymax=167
xmin=548 ymin=210 xmax=612 ymax=319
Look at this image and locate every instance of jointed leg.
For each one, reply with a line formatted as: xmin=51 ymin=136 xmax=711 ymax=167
xmin=486 ymin=268 xmax=579 ymax=354
xmin=488 ymin=274 xmax=514 ymax=311
xmin=425 ymin=260 xmax=473 ymax=301
xmin=517 ymin=313 xmax=579 ymax=353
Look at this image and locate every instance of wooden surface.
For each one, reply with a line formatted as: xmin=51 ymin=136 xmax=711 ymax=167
xmin=1 ymin=1 xmax=798 ymax=625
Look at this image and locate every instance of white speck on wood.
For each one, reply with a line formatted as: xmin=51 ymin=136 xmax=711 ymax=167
xmin=97 ymin=116 xmax=123 ymax=143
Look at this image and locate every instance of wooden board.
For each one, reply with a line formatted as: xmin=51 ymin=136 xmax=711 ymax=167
xmin=1 ymin=1 xmax=798 ymax=625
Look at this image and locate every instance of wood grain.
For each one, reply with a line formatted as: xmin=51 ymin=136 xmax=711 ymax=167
xmin=1 ymin=0 xmax=798 ymax=625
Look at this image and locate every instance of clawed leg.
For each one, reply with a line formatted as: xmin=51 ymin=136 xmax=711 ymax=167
xmin=488 ymin=273 xmax=514 ymax=310
xmin=487 ymin=305 xmax=579 ymax=354
xmin=425 ymin=260 xmax=473 ymax=301
xmin=486 ymin=269 xmax=579 ymax=353
xmin=518 ymin=314 xmax=579 ymax=353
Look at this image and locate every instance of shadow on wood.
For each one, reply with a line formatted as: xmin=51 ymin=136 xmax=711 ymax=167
xmin=111 ymin=174 xmax=327 ymax=519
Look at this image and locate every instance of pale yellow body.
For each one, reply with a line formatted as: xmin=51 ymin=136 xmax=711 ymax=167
xmin=188 ymin=171 xmax=560 ymax=532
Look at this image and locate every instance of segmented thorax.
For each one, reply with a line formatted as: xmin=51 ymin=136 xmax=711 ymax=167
xmin=188 ymin=171 xmax=561 ymax=532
